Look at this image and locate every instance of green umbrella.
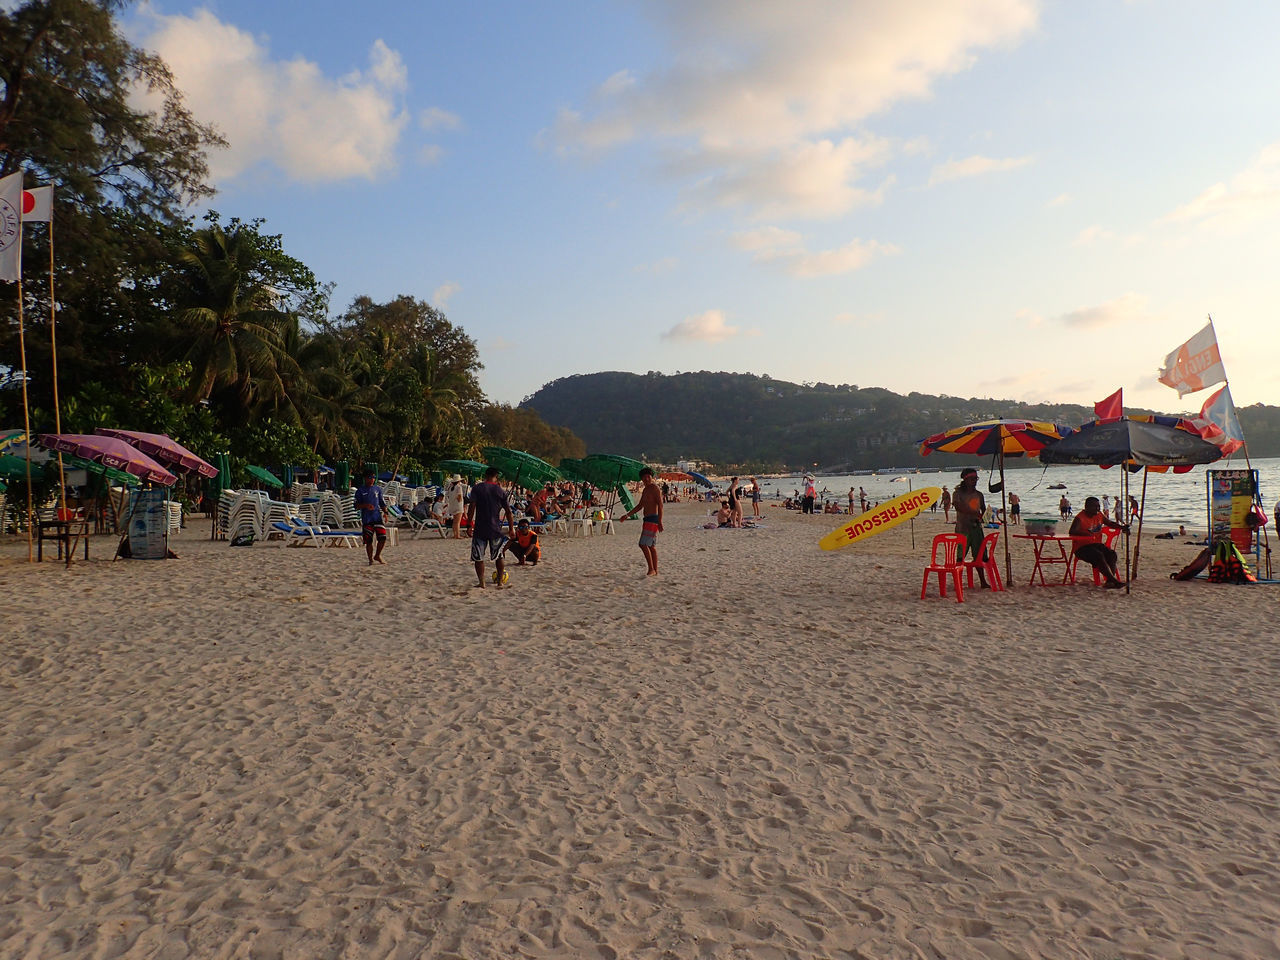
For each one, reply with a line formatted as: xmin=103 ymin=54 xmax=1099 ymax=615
xmin=334 ymin=460 xmax=350 ymax=492
xmin=580 ymin=454 xmax=651 ymax=511
xmin=64 ymin=454 xmax=141 ymax=488
xmin=408 ymin=469 xmax=424 ymax=487
xmin=481 ymin=447 xmax=560 ymax=491
xmin=245 ymin=464 xmax=284 ymax=489
xmin=556 ymin=458 xmax=591 ymax=483
xmin=437 ymin=459 xmax=489 ymax=480
xmin=0 ymin=453 xmax=44 ymax=481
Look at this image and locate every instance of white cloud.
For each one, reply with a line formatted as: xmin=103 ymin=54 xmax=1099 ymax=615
xmin=661 ymin=309 xmax=741 ymax=343
xmin=730 ymin=226 xmax=898 ymax=277
xmin=548 ymin=1 xmax=1039 ymax=218
xmin=420 ymin=107 xmax=462 ymax=131
xmin=1161 ymin=142 xmax=1280 ymax=232
xmin=1054 ymin=293 xmax=1149 ymax=329
xmin=135 ymin=10 xmax=409 ymax=183
xmin=1047 ymin=193 xmax=1072 ymax=207
xmin=927 ymin=153 xmax=1033 ymax=186
xmin=433 ymin=282 xmax=461 ymax=309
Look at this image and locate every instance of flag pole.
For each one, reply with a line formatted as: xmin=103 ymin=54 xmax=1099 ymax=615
xmin=16 ymin=277 xmax=33 ymax=561
xmin=1208 ymin=314 xmax=1269 ymax=576
xmin=47 ymin=214 xmax=68 ymax=531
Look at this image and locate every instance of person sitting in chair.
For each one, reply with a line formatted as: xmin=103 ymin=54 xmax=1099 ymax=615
xmin=1070 ymin=496 xmax=1129 ymax=589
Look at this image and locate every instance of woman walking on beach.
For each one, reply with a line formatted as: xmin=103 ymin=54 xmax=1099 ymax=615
xmin=940 ymin=486 xmax=952 ymax=523
xmin=750 ymin=477 xmax=762 ymax=518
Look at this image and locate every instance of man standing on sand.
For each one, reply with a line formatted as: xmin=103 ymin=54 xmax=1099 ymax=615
xmin=953 ymin=467 xmax=988 ymax=587
xmin=467 ymin=467 xmax=515 ymax=588
xmin=620 ymin=467 xmax=663 ymax=575
xmin=353 ymin=468 xmax=389 ymax=565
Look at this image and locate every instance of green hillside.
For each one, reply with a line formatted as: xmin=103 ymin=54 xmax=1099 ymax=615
xmin=521 ymin=371 xmax=1280 ymax=472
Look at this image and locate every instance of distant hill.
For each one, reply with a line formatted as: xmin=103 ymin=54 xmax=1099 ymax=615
xmin=521 ymin=371 xmax=1280 ymax=471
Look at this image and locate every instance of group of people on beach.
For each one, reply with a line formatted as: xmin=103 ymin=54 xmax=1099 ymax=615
xmin=351 ymin=465 xmax=667 ymax=583
xmin=949 ymin=467 xmax=1130 ymax=589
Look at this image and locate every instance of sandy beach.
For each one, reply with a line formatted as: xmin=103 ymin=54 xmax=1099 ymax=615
xmin=2 ymin=503 xmax=1278 ymax=959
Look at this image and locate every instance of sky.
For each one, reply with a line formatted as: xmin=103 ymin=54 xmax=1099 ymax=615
xmin=123 ymin=0 xmax=1280 ymax=414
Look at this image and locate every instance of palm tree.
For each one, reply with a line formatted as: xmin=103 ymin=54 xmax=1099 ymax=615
xmin=172 ymin=225 xmax=298 ymax=412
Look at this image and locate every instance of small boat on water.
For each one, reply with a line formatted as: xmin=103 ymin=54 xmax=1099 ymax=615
xmin=1048 ymin=483 xmax=1067 ymax=489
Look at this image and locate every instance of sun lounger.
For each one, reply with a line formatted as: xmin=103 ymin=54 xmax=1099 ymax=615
xmin=270 ymin=520 xmax=362 ymax=548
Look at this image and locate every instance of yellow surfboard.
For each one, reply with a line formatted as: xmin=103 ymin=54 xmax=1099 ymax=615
xmin=819 ymin=486 xmax=942 ymax=551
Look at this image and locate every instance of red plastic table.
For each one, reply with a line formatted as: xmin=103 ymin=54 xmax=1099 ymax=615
xmin=1013 ymin=534 xmax=1084 ymax=586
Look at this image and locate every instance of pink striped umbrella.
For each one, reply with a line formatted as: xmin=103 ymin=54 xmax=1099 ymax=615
xmin=37 ymin=434 xmax=178 ymax=486
xmin=96 ymin=429 xmax=218 ymax=478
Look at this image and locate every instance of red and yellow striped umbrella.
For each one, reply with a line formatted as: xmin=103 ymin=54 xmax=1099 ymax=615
xmin=919 ymin=419 xmax=1070 ymax=458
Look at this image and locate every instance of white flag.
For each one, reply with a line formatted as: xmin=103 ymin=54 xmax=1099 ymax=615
xmin=21 ymin=186 xmax=53 ymax=223
xmin=1157 ymin=321 xmax=1226 ymax=397
xmin=0 ymin=172 xmax=22 ymax=283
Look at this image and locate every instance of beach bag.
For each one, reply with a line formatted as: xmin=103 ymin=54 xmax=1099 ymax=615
xmin=230 ymin=533 xmax=255 ymax=547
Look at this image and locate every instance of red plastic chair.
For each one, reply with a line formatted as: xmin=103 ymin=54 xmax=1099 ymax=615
xmin=921 ymin=533 xmax=967 ymax=602
xmin=964 ymin=530 xmax=1004 ymax=592
xmin=1070 ymin=526 xmax=1121 ymax=585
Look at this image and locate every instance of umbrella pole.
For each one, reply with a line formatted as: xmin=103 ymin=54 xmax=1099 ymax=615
xmin=1132 ymin=469 xmax=1149 ymax=581
xmin=1123 ymin=470 xmax=1131 ymax=594
xmin=1000 ymin=449 xmax=1012 ymax=589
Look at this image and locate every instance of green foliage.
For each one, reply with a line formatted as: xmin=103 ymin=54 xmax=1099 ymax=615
xmin=480 ymin=403 xmax=585 ymax=464
xmin=231 ymin=418 xmax=317 ymax=469
xmin=522 ymin=372 xmax=1280 ymax=471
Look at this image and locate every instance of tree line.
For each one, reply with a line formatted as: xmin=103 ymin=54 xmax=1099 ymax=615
xmin=522 ymin=371 xmax=1280 ymax=472
xmin=0 ymin=0 xmax=583 ymax=479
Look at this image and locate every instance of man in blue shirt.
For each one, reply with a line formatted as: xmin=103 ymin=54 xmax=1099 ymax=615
xmin=353 ymin=468 xmax=389 ymax=565
xmin=466 ymin=466 xmax=515 ymax=587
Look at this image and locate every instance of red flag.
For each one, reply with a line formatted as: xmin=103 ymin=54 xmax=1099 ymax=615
xmin=1094 ymin=388 xmax=1123 ymax=422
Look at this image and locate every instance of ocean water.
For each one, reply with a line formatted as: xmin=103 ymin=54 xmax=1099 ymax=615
xmin=749 ymin=456 xmax=1280 ymax=530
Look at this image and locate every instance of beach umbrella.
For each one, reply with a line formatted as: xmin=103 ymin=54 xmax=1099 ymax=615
xmin=95 ymin=429 xmax=218 ymax=478
xmin=686 ymin=470 xmax=713 ymax=489
xmin=0 ymin=453 xmax=44 ymax=481
xmin=334 ymin=460 xmax=350 ymax=492
xmin=437 ymin=459 xmax=488 ymax=480
xmin=481 ymin=447 xmax=560 ymax=491
xmin=659 ymin=471 xmax=695 ymax=482
xmin=1041 ymin=416 xmax=1224 ymax=589
xmin=580 ymin=454 xmax=652 ymax=512
xmin=920 ymin=419 xmax=1072 ymax=587
xmin=0 ymin=429 xmax=24 ymax=454
xmin=244 ymin=464 xmax=284 ymax=489
xmin=36 ymin=433 xmax=177 ymax=486
xmin=556 ymin=458 xmax=591 ymax=483
xmin=1038 ymin=416 xmax=1222 ymax=469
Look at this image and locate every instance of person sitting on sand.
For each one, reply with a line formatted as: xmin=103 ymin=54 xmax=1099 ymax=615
xmin=1070 ymin=496 xmax=1129 ymax=589
xmin=506 ymin=518 xmax=541 ymax=566
xmin=715 ymin=501 xmax=732 ymax=526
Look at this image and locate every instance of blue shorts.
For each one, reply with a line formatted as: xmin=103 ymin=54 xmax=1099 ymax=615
xmin=471 ymin=536 xmax=507 ymax=562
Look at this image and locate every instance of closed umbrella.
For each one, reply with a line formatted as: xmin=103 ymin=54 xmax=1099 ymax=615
xmin=920 ymin=419 xmax=1071 ymax=586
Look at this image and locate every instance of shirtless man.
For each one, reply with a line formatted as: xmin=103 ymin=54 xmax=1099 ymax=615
xmin=619 ymin=467 xmax=663 ymax=576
